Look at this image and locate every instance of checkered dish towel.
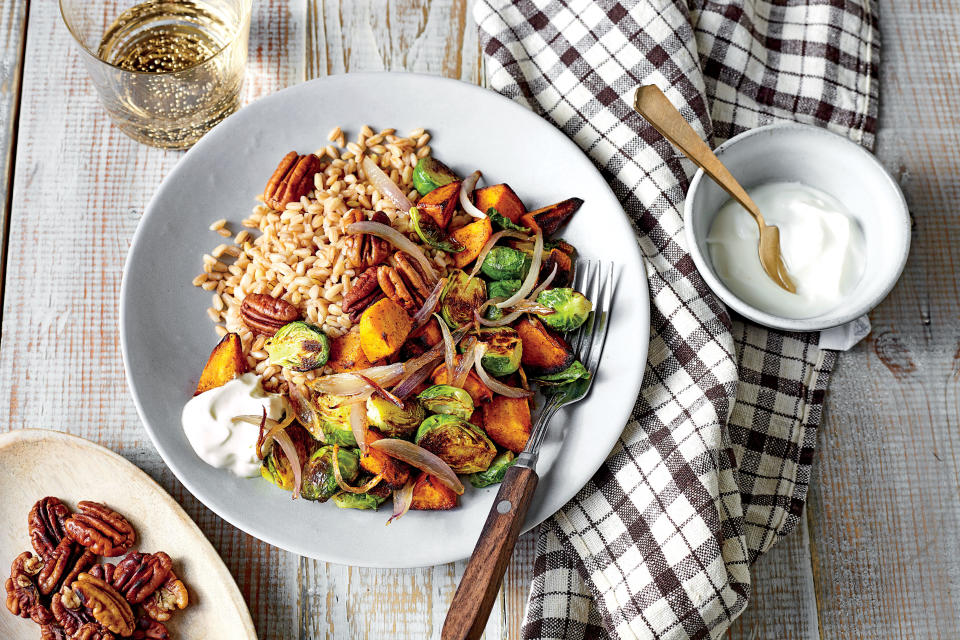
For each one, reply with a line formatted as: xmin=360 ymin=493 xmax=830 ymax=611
xmin=474 ymin=1 xmax=879 ymax=638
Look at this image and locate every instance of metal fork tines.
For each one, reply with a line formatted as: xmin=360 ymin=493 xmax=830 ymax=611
xmin=516 ymin=259 xmax=615 ymax=470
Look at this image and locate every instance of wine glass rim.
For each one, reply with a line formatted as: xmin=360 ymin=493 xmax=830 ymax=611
xmin=58 ymin=0 xmax=252 ymax=76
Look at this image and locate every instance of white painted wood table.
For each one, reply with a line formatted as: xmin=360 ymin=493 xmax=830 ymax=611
xmin=0 ymin=1 xmax=957 ymax=638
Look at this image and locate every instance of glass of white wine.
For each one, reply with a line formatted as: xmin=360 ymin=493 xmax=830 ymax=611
xmin=60 ymin=0 xmax=252 ymax=149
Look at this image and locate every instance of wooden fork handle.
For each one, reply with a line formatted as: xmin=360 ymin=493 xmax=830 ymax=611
xmin=441 ymin=465 xmax=539 ymax=640
xmin=633 ymin=84 xmax=763 ymax=222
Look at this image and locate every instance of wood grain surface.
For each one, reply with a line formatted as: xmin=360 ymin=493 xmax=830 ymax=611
xmin=0 ymin=1 xmax=956 ymax=639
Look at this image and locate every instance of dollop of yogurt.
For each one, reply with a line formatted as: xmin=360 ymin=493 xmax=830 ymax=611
xmin=182 ymin=373 xmax=287 ymax=477
xmin=707 ymin=182 xmax=866 ymax=319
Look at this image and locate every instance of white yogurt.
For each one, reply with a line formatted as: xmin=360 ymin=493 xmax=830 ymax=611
xmin=706 ymin=182 xmax=866 ymax=319
xmin=181 ymin=373 xmax=287 ymax=477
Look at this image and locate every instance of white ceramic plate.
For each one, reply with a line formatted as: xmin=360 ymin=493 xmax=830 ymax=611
xmin=0 ymin=429 xmax=256 ymax=640
xmin=121 ymin=72 xmax=649 ymax=568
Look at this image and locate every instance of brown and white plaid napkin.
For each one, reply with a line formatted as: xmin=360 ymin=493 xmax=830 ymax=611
xmin=473 ymin=1 xmax=879 ymax=638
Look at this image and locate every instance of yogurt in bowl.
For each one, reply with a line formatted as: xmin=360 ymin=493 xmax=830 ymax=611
xmin=684 ymin=123 xmax=910 ymax=332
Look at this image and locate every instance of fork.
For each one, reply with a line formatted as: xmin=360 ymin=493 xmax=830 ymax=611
xmin=441 ymin=260 xmax=615 ymax=640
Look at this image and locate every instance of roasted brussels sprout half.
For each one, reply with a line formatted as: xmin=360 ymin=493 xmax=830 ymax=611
xmin=265 ymin=321 xmax=330 ymax=371
xmin=260 ymin=426 xmax=312 ymax=491
xmin=331 ymin=491 xmax=387 ymax=510
xmin=475 ymin=327 xmax=523 ymax=376
xmin=366 ymin=394 xmax=425 ymax=439
xmin=415 ymin=414 xmax=497 ymax=474
xmin=487 ymin=208 xmax=529 ymax=233
xmin=309 ymin=394 xmax=359 ymax=446
xmin=536 ymin=288 xmax=593 ymax=332
xmin=301 ymin=445 xmax=359 ymax=502
xmin=483 ymin=279 xmax=522 ymax=321
xmin=417 ymin=384 xmax=474 ymax=420
xmin=469 ymin=450 xmax=516 ymax=488
xmin=440 ymin=270 xmax=487 ymax=328
xmin=410 ymin=205 xmax=464 ymax=253
xmin=480 ymin=246 xmax=531 ymax=281
xmin=412 ymin=157 xmax=458 ymax=196
xmin=531 ymin=360 xmax=590 ymax=386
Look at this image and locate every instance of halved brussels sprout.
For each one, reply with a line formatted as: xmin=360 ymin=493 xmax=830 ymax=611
xmin=260 ymin=426 xmax=312 ymax=491
xmin=301 ymin=445 xmax=359 ymax=502
xmin=440 ymin=270 xmax=487 ymax=328
xmin=484 ymin=279 xmax=522 ymax=321
xmin=487 ymin=207 xmax=529 ymax=233
xmin=366 ymin=394 xmax=425 ymax=439
xmin=410 ymin=205 xmax=465 ymax=253
xmin=265 ymin=321 xmax=330 ymax=371
xmin=536 ymin=288 xmax=593 ymax=332
xmin=332 ymin=491 xmax=387 ymax=510
xmin=412 ymin=157 xmax=458 ymax=196
xmin=417 ymin=384 xmax=474 ymax=420
xmin=414 ymin=414 xmax=497 ymax=474
xmin=531 ymin=360 xmax=590 ymax=386
xmin=469 ymin=450 xmax=516 ymax=488
xmin=475 ymin=327 xmax=522 ymax=376
xmin=480 ymin=246 xmax=531 ymax=281
xmin=309 ymin=394 xmax=359 ymax=446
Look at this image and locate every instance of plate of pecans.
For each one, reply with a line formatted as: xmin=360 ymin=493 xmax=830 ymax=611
xmin=0 ymin=429 xmax=256 ymax=640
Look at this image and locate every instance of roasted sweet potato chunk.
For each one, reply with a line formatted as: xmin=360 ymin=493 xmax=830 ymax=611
xmin=526 ymin=198 xmax=584 ymax=236
xmin=410 ymin=471 xmax=458 ymax=510
xmin=431 ymin=359 xmax=494 ymax=406
xmin=195 ymin=333 xmax=247 ymax=395
xmin=327 ymin=329 xmax=379 ymax=373
xmin=514 ymin=316 xmax=575 ymax=374
xmin=450 ymin=216 xmax=493 ymax=269
xmin=416 ymin=180 xmax=461 ymax=230
xmin=481 ymin=395 xmax=532 ymax=453
xmin=474 ymin=184 xmax=526 ymax=223
xmin=360 ymin=430 xmax=414 ymax=489
xmin=359 ymin=298 xmax=413 ymax=361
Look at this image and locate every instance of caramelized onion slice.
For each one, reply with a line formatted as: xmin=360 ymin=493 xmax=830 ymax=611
xmin=459 ymin=171 xmax=486 ymax=219
xmin=387 ymin=479 xmax=416 ymax=525
xmin=369 ymin=439 xmax=465 ymax=495
xmin=333 ymin=445 xmax=383 ymax=494
xmin=362 ymin=156 xmax=413 ymax=212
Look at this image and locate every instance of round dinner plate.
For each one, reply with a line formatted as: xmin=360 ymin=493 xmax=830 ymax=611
xmin=121 ymin=72 xmax=649 ymax=568
xmin=0 ymin=429 xmax=256 ymax=640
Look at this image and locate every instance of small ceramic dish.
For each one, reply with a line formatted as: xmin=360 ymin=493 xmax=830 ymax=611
xmin=684 ymin=122 xmax=910 ymax=331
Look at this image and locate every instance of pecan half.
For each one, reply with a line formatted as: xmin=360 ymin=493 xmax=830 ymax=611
xmin=71 ymin=573 xmax=134 ymax=637
xmin=132 ymin=616 xmax=171 ymax=640
xmin=240 ymin=293 xmax=300 ymax=336
xmin=30 ymin=497 xmax=72 ymax=558
xmin=87 ymin=564 xmax=116 ymax=584
xmin=51 ymin=589 xmax=94 ymax=636
xmin=112 ymin=552 xmax=172 ymax=605
xmin=64 ymin=502 xmax=135 ymax=557
xmin=342 ymin=265 xmax=384 ymax=317
xmin=6 ymin=551 xmax=53 ymax=624
xmin=393 ymin=251 xmax=432 ymax=300
xmin=142 ymin=570 xmax=188 ymax=622
xmin=264 ymin=151 xmax=322 ymax=211
xmin=343 ymin=209 xmax=391 ymax=270
xmin=72 ymin=622 xmax=115 ymax=640
xmin=377 ymin=265 xmax=418 ymax=314
xmin=41 ymin=625 xmax=70 ymax=640
xmin=38 ymin=537 xmax=96 ymax=595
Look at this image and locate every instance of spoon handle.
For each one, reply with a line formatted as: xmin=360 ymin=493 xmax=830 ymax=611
xmin=632 ymin=85 xmax=764 ymax=224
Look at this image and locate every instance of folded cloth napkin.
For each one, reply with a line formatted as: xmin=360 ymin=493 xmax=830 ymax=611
xmin=473 ymin=1 xmax=879 ymax=638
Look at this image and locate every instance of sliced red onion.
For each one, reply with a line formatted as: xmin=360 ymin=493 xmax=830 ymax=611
xmin=234 ymin=411 xmax=296 ymax=460
xmin=436 ymin=313 xmax=457 ymax=382
xmin=468 ymin=230 xmax=529 ymax=278
xmin=273 ymin=430 xmax=303 ymax=499
xmin=496 ymin=228 xmax=543 ymax=309
xmin=529 ymin=263 xmax=558 ymax=300
xmin=391 ymin=354 xmax=442 ymax=400
xmin=350 ymin=401 xmax=368 ymax=454
xmin=347 ymin=221 xmax=438 ymax=282
xmin=310 ymin=362 xmax=405 ymax=395
xmin=459 ymin=171 xmax=487 ymax=219
xmin=473 ymin=344 xmax=534 ymax=398
xmin=387 ymin=479 xmax=416 ymax=525
xmin=362 ymin=156 xmax=413 ymax=212
xmin=411 ymin=277 xmax=447 ymax=329
xmin=357 ymin=373 xmax=405 ymax=409
xmin=452 ymin=339 xmax=477 ymax=388
xmin=332 ymin=445 xmax=383 ymax=494
xmin=369 ymin=439 xmax=465 ymax=494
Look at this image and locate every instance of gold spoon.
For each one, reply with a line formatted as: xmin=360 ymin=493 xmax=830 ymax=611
xmin=633 ymin=84 xmax=796 ymax=294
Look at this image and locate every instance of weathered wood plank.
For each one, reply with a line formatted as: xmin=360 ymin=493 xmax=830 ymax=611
xmin=0 ymin=1 xmax=306 ymax=637
xmin=805 ymin=0 xmax=960 ymax=637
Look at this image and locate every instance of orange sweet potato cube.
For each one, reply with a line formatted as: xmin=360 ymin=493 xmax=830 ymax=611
xmin=328 ymin=329 xmax=378 ymax=372
xmin=410 ymin=471 xmax=458 ymax=510
xmin=450 ymin=217 xmax=493 ymax=269
xmin=195 ymin=333 xmax=247 ymax=395
xmin=481 ymin=395 xmax=532 ymax=453
xmin=474 ymin=184 xmax=526 ymax=222
xmin=416 ymin=180 xmax=462 ymax=230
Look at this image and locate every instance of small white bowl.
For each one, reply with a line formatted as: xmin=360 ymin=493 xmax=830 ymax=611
xmin=684 ymin=122 xmax=910 ymax=332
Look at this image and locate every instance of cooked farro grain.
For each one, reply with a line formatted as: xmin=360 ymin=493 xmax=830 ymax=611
xmin=194 ymin=127 xmax=442 ymax=392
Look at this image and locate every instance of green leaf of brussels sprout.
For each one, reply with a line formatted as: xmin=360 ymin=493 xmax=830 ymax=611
xmin=366 ymin=394 xmax=425 ymax=439
xmin=301 ymin=445 xmax=360 ymax=502
xmin=482 ymin=280 xmax=523 ymax=322
xmin=531 ymin=360 xmax=591 ymax=386
xmin=480 ymin=246 xmax=531 ymax=281
xmin=310 ymin=394 xmax=360 ymax=446
xmin=265 ymin=321 xmax=331 ymax=371
xmin=417 ymin=384 xmax=474 ymax=420
xmin=415 ymin=414 xmax=497 ymax=474
xmin=332 ymin=491 xmax=387 ymax=510
xmin=410 ymin=205 xmax=465 ymax=253
xmin=486 ymin=207 xmax=529 ymax=233
xmin=474 ymin=327 xmax=523 ymax=376
xmin=468 ymin=450 xmax=516 ymax=488
xmin=412 ymin=157 xmax=459 ymax=196
xmin=440 ymin=270 xmax=487 ymax=328
xmin=535 ymin=288 xmax=593 ymax=332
